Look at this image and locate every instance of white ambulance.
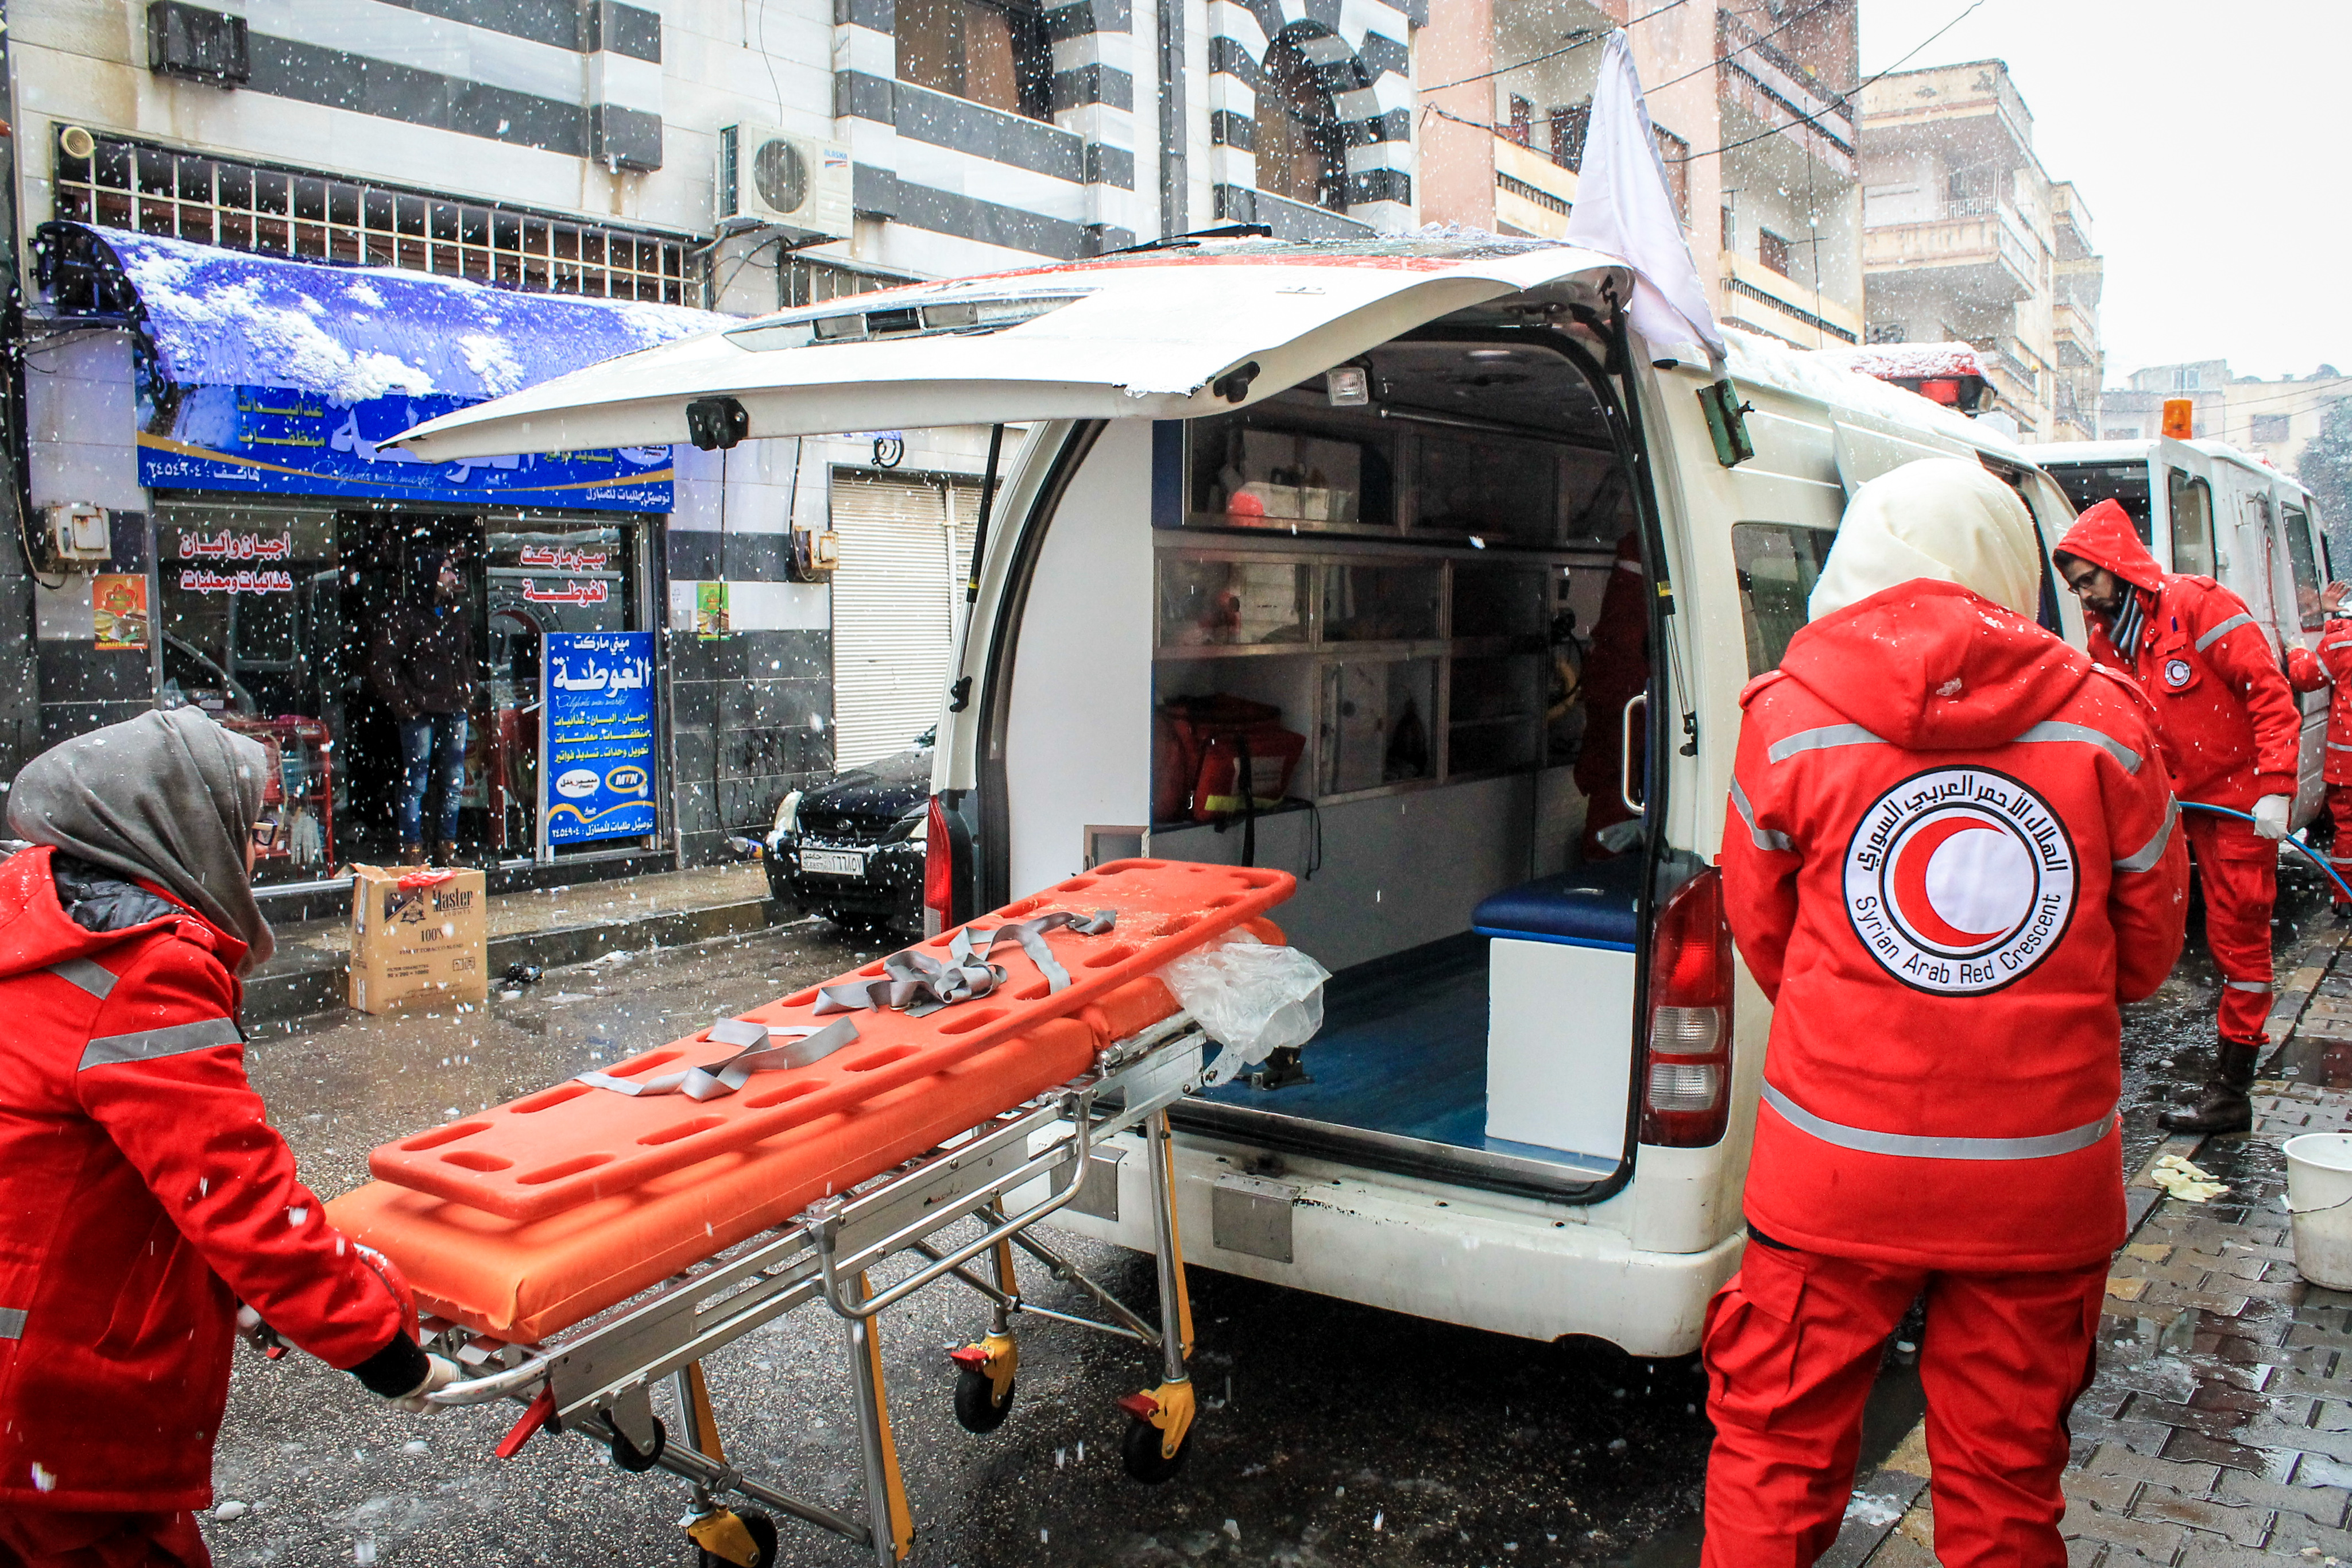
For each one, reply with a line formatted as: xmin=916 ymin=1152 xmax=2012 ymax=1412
xmin=2037 ymin=439 xmax=2332 ymax=823
xmin=401 ymin=236 xmax=2088 ymax=1356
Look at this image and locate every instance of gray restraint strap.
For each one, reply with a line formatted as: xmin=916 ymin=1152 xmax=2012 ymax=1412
xmin=2196 ymin=612 xmax=2254 ymax=652
xmin=577 ymin=1016 xmax=862 ymax=1100
xmin=0 ymin=1308 xmax=25 ymax=1340
xmin=47 ymin=959 xmax=118 ymax=999
xmin=79 ymin=1017 xmax=241 ymax=1071
xmin=1761 ymin=1081 xmax=2116 ymax=1161
xmin=814 ymin=909 xmax=1117 ymax=1019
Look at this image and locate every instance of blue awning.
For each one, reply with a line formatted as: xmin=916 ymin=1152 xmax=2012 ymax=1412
xmin=40 ymin=221 xmax=730 ymax=404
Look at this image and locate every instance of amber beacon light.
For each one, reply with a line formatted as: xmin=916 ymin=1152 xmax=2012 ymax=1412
xmin=2162 ymin=398 xmax=2195 ymax=440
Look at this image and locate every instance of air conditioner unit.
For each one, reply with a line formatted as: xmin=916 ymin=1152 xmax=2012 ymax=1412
xmin=718 ymin=125 xmax=854 ymax=242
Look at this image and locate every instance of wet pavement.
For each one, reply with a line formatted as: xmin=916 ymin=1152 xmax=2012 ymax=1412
xmin=199 ymin=865 xmax=2339 ymax=1568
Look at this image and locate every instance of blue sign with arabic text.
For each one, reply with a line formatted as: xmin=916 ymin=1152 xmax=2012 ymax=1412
xmin=543 ymin=631 xmax=659 ymax=846
xmin=137 ymin=385 xmax=674 ymax=512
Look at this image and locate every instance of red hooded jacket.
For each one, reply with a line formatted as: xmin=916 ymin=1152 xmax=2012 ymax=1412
xmin=2054 ymin=500 xmax=2302 ymax=809
xmin=1724 ymin=582 xmax=2188 ymax=1271
xmin=0 ymin=846 xmax=409 ymax=1512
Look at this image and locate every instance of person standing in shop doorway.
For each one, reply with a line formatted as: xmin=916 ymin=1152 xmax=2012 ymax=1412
xmin=368 ymin=547 xmax=474 ymax=867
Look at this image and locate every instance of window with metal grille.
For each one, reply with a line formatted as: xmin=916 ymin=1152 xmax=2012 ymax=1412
xmin=53 ymin=129 xmax=691 ymax=303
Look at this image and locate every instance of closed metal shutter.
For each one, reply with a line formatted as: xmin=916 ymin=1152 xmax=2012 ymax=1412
xmin=829 ymin=471 xmax=964 ymax=768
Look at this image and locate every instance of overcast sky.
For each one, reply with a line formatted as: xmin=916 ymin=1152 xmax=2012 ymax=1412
xmin=1855 ymin=1 xmax=2352 ymax=389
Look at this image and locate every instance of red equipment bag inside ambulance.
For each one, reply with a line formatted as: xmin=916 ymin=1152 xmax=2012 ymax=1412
xmin=1154 ymin=695 xmax=1305 ymax=822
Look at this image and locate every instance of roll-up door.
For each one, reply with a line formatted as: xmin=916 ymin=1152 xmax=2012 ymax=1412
xmin=829 ymin=470 xmax=964 ymax=768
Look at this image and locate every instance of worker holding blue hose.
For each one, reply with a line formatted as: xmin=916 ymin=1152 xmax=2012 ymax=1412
xmin=2054 ymin=500 xmax=2304 ymax=1135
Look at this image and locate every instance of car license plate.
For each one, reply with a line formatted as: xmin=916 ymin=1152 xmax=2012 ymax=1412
xmin=800 ymin=849 xmax=866 ymax=877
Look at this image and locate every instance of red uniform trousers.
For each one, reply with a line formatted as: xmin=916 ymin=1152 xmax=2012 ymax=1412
xmin=0 ymin=1510 xmax=208 ymax=1568
xmin=2325 ymin=784 xmax=2352 ymax=910
xmin=1701 ymin=1240 xmax=2106 ymax=1568
xmin=2181 ymin=808 xmax=2278 ymax=1044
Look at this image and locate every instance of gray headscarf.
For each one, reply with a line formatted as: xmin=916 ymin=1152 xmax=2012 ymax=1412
xmin=8 ymin=707 xmax=274 ymax=968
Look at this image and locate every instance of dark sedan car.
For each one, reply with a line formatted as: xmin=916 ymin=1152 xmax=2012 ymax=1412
xmin=764 ymin=729 xmax=932 ymax=936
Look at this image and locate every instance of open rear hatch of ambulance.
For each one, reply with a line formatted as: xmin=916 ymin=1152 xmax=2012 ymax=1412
xmin=390 ymin=239 xmax=1634 ymax=459
xmin=394 ymin=238 xmax=1667 ymax=1207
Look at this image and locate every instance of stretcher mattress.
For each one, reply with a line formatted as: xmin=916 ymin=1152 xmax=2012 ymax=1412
xmin=329 ymin=861 xmax=1291 ymax=1341
xmin=367 ymin=861 xmax=1293 ymax=1222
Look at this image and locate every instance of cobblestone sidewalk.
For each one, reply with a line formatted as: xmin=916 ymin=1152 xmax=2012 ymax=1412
xmin=1860 ymin=923 xmax=2352 ymax=1567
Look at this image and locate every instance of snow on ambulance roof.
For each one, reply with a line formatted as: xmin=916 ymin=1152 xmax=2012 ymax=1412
xmin=1817 ymin=342 xmax=1987 ymax=384
xmin=1724 ymin=327 xmax=2033 ymax=464
xmin=54 ymin=223 xmax=731 ymax=404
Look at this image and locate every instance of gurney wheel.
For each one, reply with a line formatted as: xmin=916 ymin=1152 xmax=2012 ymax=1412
xmin=694 ymin=1511 xmax=777 ymax=1568
xmin=953 ymin=1367 xmax=1015 ymax=1433
xmin=1120 ymin=1417 xmax=1193 ymax=1484
xmin=605 ymin=1414 xmax=667 ymax=1473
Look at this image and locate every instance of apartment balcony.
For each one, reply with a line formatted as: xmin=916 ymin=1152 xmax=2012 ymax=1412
xmin=1717 ymin=9 xmax=1857 ymax=179
xmin=1718 ymin=250 xmax=1862 ymax=347
xmin=2053 ymin=300 xmax=2096 ymax=370
xmin=1493 ymin=137 xmax=1576 ymax=241
xmin=1864 ymin=210 xmax=2037 ymax=304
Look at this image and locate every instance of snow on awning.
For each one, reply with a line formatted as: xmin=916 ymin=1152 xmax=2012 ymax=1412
xmin=37 ymin=221 xmax=730 ymax=404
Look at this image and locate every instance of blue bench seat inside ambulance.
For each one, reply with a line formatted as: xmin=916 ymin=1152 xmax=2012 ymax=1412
xmin=1470 ymin=856 xmax=1644 ymax=951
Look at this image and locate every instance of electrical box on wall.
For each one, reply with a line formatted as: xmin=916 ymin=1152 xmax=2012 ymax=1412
xmin=790 ymin=528 xmax=839 ymax=582
xmin=717 ymin=125 xmax=854 ymax=242
xmin=47 ymin=504 xmax=112 ymax=566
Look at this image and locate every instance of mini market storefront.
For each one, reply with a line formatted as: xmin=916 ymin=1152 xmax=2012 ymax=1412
xmin=34 ymin=222 xmax=728 ymax=893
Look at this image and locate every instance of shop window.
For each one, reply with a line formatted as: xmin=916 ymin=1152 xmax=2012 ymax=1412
xmin=53 ymin=129 xmax=688 ymax=302
xmin=1731 ymin=522 xmax=1834 ymax=675
xmin=1257 ymin=29 xmax=1349 ymax=212
xmin=2169 ymin=468 xmax=2215 ymax=577
xmin=1758 ymin=228 xmax=1792 ymax=278
xmin=895 ymin=0 xmax=1052 ymax=121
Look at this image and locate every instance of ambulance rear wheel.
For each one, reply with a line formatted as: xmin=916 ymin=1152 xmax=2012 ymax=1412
xmin=695 ymin=1511 xmax=778 ymax=1568
xmin=953 ymin=1368 xmax=1015 ymax=1433
xmin=1120 ymin=1418 xmax=1193 ymax=1484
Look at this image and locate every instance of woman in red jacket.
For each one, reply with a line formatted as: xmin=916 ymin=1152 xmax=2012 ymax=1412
xmin=1709 ymin=462 xmax=2188 ymax=1568
xmin=0 ymin=708 xmax=454 ymax=1568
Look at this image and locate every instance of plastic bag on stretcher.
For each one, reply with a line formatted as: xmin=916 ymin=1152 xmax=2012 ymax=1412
xmin=1160 ymin=932 xmax=1330 ymax=1085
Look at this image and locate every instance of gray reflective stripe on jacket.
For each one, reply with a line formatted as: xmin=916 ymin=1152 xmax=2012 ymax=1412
xmin=2011 ymin=721 xmax=2142 ymax=775
xmin=1766 ymin=723 xmax=1887 ymax=765
xmin=2114 ymin=797 xmax=2179 ymax=874
xmin=79 ymin=1017 xmax=242 ymax=1072
xmin=2225 ymin=979 xmax=2273 ymax=993
xmin=45 ymin=959 xmax=118 ymax=1000
xmin=1729 ymin=775 xmax=1793 ymax=853
xmin=0 ymin=1308 xmax=24 ymax=1341
xmin=2195 ymin=612 xmax=2256 ymax=652
xmin=1761 ymin=1081 xmax=2117 ymax=1161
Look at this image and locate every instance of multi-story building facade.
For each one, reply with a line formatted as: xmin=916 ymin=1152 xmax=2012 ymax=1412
xmin=2102 ymin=361 xmax=2352 ymax=478
xmin=1857 ymin=60 xmax=2102 ymax=443
xmin=1418 ymin=0 xmax=1863 ymax=351
xmin=3 ymin=0 xmax=1426 ymax=897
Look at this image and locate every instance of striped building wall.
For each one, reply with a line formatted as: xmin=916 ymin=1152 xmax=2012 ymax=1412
xmin=1204 ymin=0 xmax=1418 ymax=238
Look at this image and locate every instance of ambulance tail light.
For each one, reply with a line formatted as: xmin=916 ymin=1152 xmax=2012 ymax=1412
xmin=1641 ymin=868 xmax=1733 ymax=1147
xmin=923 ymin=796 xmax=953 ymax=938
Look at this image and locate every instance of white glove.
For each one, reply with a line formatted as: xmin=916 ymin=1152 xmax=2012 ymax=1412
xmin=2253 ymin=795 xmax=2292 ymax=841
xmin=389 ymin=1354 xmax=462 ymax=1413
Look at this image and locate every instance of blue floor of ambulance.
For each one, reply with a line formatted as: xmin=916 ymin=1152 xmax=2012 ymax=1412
xmin=1197 ymin=932 xmax=1596 ymax=1167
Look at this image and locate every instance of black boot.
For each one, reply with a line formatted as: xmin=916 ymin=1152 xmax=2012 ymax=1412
xmin=2158 ymin=1039 xmax=2259 ymax=1135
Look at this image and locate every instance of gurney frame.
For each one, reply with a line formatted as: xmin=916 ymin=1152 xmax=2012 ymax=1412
xmin=418 ymin=1013 xmax=1211 ymax=1566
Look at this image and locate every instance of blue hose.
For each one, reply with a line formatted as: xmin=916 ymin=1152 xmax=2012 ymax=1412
xmin=2177 ymin=800 xmax=2352 ymax=905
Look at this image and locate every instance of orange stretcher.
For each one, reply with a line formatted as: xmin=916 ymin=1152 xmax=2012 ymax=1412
xmin=318 ymin=860 xmax=1294 ymax=1568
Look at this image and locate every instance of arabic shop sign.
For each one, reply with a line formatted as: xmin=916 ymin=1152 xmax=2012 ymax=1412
xmin=137 ymin=385 xmax=675 ymax=512
xmin=540 ymin=630 xmax=658 ymax=848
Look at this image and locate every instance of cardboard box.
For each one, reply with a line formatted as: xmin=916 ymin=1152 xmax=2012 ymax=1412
xmin=349 ymin=864 xmax=488 ymax=1013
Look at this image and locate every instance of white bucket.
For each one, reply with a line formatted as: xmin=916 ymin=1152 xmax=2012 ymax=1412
xmin=2284 ymin=1133 xmax=2352 ymax=1290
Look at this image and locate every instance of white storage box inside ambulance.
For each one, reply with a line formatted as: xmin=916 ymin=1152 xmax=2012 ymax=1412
xmin=385 ymin=243 xmax=1635 ymax=460
xmin=1472 ymin=861 xmax=1642 ymax=1159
